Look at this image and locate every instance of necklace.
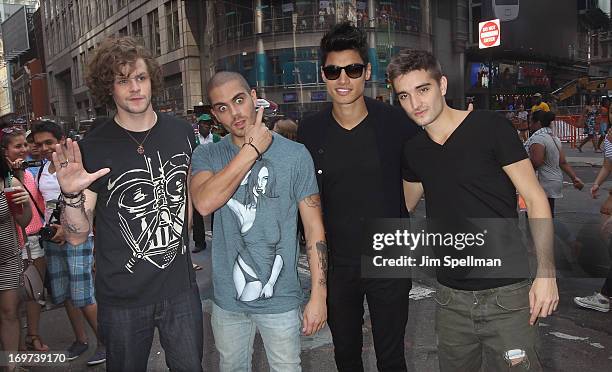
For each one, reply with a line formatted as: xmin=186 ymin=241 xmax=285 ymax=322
xmin=115 ymin=112 xmax=157 ymax=155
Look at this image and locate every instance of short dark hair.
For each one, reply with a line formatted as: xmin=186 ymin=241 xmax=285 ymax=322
xmin=320 ymin=22 xmax=368 ymax=66
xmin=31 ymin=120 xmax=64 ymax=141
xmin=533 ymin=111 xmax=556 ymax=127
xmin=387 ymin=49 xmax=443 ymax=83
xmin=206 ymin=71 xmax=251 ymax=104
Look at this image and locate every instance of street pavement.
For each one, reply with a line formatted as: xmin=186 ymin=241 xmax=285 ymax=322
xmin=20 ymin=142 xmax=612 ymax=371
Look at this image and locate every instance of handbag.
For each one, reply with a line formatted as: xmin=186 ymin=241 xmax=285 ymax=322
xmin=19 ymin=179 xmax=47 ymax=303
xmin=3 ymin=174 xmax=45 ymax=302
xmin=21 ymin=228 xmax=45 ymax=303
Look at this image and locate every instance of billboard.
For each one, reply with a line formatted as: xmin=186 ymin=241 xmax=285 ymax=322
xmin=1 ymin=6 xmax=29 ymax=62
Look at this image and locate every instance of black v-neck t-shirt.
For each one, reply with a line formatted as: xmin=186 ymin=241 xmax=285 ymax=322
xmin=402 ymin=110 xmax=529 ymax=290
xmin=323 ymin=115 xmax=386 ymax=265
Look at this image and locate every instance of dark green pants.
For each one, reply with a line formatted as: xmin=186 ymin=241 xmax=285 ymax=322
xmin=434 ymin=280 xmax=542 ymax=371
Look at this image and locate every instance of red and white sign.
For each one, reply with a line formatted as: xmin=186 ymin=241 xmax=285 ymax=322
xmin=478 ymin=19 xmax=501 ymax=49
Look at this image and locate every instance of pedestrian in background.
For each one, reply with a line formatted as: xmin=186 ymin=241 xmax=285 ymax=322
xmin=517 ymin=104 xmax=530 ymax=142
xmin=2 ymin=126 xmax=49 ymax=353
xmin=32 ymin=121 xmax=104 ymax=365
xmin=597 ymin=97 xmax=610 ymax=151
xmin=273 ymin=119 xmax=298 ymax=141
xmin=25 ymin=130 xmax=45 ymax=180
xmin=577 ymin=96 xmax=601 ymax=153
xmin=526 ymin=110 xmax=584 ymax=215
xmin=574 ymin=127 xmax=612 ymax=313
xmin=0 ymin=127 xmax=32 ymax=372
xmin=192 ymin=113 xmax=220 ymax=256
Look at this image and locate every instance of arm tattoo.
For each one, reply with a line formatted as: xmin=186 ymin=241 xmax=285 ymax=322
xmin=86 ymin=208 xmax=95 ymax=231
xmin=316 ymin=240 xmax=328 ymax=287
xmin=59 ymin=203 xmax=92 ymax=234
xmin=60 ymin=211 xmax=83 ymax=234
xmin=303 ymin=194 xmax=321 ymax=208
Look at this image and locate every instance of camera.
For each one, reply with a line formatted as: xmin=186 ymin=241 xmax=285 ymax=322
xmin=39 ymin=200 xmax=61 ymax=242
xmin=20 ymin=160 xmax=44 ymax=170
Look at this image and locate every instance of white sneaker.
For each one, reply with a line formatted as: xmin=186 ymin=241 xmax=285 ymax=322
xmin=573 ymin=292 xmax=610 ymax=312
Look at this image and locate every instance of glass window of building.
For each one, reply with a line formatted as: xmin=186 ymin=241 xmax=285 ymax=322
xmin=132 ymin=18 xmax=143 ymax=39
xmin=72 ymin=56 xmax=79 ymax=88
xmin=214 ymin=1 xmax=254 ymax=43
xmin=79 ymin=52 xmax=86 ymax=86
xmin=83 ymin=1 xmax=90 ymax=32
xmin=106 ymin=0 xmax=114 ymax=18
xmin=119 ymin=26 xmax=128 ymax=37
xmin=148 ymin=9 xmax=161 ymax=56
xmin=165 ymin=0 xmax=181 ymax=51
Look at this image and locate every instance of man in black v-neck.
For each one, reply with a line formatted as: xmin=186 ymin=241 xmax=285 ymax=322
xmin=388 ymin=50 xmax=558 ymax=372
xmin=299 ymin=23 xmax=418 ymax=372
xmin=322 ymin=116 xmax=386 ymax=262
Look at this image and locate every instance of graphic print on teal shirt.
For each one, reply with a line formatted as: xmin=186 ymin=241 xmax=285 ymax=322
xmin=227 ymin=159 xmax=284 ymax=302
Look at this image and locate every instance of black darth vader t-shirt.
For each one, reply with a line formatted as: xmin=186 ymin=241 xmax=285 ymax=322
xmin=80 ymin=113 xmax=196 ymax=307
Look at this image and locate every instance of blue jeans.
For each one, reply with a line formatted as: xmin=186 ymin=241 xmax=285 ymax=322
xmin=98 ymin=286 xmax=203 ymax=372
xmin=211 ymin=303 xmax=301 ymax=372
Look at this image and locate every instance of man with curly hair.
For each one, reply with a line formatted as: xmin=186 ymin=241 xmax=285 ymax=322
xmin=53 ymin=36 xmax=203 ymax=371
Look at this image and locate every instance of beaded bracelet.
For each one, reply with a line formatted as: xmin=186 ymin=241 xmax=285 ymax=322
xmin=59 ymin=192 xmax=86 ymax=209
xmin=61 ymin=190 xmax=83 ymax=199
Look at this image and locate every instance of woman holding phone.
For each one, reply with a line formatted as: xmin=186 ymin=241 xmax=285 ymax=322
xmin=0 ymin=126 xmax=32 ymax=371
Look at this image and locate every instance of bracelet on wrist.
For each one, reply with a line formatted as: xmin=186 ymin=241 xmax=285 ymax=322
xmin=242 ymin=138 xmax=262 ymax=161
xmin=59 ymin=192 xmax=86 ymax=208
xmin=61 ymin=190 xmax=83 ymax=199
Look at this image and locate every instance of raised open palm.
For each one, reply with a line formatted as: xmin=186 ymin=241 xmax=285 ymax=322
xmin=52 ymin=138 xmax=110 ymax=194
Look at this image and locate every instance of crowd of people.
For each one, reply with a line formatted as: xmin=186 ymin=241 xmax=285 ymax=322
xmin=0 ymin=21 xmax=609 ymax=372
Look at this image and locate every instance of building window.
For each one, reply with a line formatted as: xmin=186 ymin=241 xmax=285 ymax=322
xmin=132 ymin=18 xmax=143 ymax=37
xmin=107 ymin=0 xmax=114 ymax=18
xmin=80 ymin=52 xmax=86 ymax=86
xmin=132 ymin=18 xmax=144 ymax=45
xmin=84 ymin=2 xmax=90 ymax=32
xmin=73 ymin=1 xmax=78 ymax=36
xmin=148 ymin=9 xmax=161 ymax=56
xmin=72 ymin=56 xmax=79 ymax=88
xmin=119 ymin=26 xmax=128 ymax=37
xmin=165 ymin=0 xmax=181 ymax=52
xmin=118 ymin=0 xmax=127 ymax=10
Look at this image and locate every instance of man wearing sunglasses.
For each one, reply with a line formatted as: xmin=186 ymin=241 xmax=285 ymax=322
xmin=298 ymin=22 xmax=418 ymax=372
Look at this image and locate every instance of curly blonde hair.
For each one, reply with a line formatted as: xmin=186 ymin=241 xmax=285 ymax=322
xmin=85 ymin=36 xmax=162 ymax=108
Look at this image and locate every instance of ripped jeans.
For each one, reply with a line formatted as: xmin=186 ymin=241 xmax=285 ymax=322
xmin=434 ymin=280 xmax=542 ymax=371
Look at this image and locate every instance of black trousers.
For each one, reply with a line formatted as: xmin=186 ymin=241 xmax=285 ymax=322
xmin=192 ymin=204 xmax=209 ymax=248
xmin=327 ymin=265 xmax=411 ymax=372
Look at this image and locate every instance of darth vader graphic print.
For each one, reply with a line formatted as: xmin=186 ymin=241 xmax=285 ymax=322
xmin=106 ymin=151 xmax=190 ymax=274
xmin=227 ymin=159 xmax=284 ymax=302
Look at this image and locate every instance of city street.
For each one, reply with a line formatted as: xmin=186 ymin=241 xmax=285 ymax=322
xmin=21 ymin=143 xmax=612 ymax=371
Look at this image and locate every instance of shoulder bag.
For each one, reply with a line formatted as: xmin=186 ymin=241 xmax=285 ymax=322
xmin=3 ymin=175 xmax=45 ymax=302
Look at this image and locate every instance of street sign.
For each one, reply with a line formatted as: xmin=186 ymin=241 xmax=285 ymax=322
xmin=478 ymin=19 xmax=501 ymax=49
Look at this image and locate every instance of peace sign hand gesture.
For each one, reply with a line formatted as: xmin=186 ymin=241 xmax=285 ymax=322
xmin=52 ymin=138 xmax=110 ymax=194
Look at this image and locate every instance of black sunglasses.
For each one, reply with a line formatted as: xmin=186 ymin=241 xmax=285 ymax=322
xmin=322 ymin=64 xmax=366 ymax=80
